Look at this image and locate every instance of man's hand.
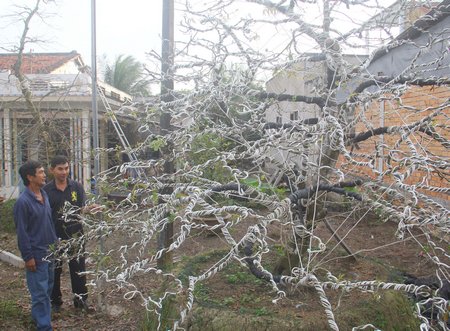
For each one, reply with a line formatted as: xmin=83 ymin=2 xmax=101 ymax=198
xmin=25 ymin=258 xmax=36 ymax=272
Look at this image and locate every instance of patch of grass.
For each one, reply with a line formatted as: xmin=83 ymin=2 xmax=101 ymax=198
xmin=192 ymin=282 xmax=233 ymax=309
xmin=4 ymin=278 xmax=22 ymax=290
xmin=177 ymin=250 xmax=270 ymax=312
xmin=0 ymin=199 xmax=16 ymax=233
xmin=177 ymin=250 xmax=242 ymax=309
xmin=337 ymin=291 xmax=420 ymax=331
xmin=225 ymin=271 xmax=251 ymax=284
xmin=0 ymin=300 xmax=21 ymax=319
xmin=0 ymin=299 xmax=32 ymax=329
xmin=239 ymin=293 xmax=260 ymax=305
xmin=177 ymin=249 xmax=228 ymax=283
xmin=223 ymin=297 xmax=235 ymax=306
xmin=193 ymin=283 xmax=210 ymax=303
xmin=238 ymin=306 xmax=271 ymax=317
xmin=223 ymin=264 xmax=265 ymax=286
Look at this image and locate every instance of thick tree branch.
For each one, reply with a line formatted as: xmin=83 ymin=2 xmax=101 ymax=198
xmin=263 ymin=118 xmax=319 ymax=130
xmin=346 ymin=124 xmax=450 ymax=148
xmin=252 ymin=91 xmax=326 ymax=108
xmin=350 ymin=75 xmax=450 ymax=102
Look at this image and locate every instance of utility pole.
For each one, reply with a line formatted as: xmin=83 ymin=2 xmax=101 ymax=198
xmin=91 ymin=0 xmax=100 ymax=181
xmin=91 ymin=0 xmax=106 ymax=311
xmin=157 ymin=0 xmax=175 ymax=270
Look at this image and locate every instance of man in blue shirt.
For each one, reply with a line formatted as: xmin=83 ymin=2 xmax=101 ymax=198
xmin=14 ymin=160 xmax=57 ymax=331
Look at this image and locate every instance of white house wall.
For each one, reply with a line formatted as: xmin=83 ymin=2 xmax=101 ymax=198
xmin=0 ymin=108 xmax=17 ymax=198
xmin=265 ymin=61 xmax=324 ymax=178
xmin=50 ymin=61 xmax=83 ymax=74
xmin=0 ymin=72 xmax=92 ymax=97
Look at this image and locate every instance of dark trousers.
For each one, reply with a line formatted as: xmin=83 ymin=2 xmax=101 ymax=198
xmin=51 ymin=256 xmax=88 ymax=306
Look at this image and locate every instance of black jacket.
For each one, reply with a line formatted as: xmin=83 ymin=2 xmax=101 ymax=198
xmin=43 ymin=179 xmax=86 ymax=240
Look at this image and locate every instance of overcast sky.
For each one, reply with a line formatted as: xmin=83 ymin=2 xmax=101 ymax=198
xmin=0 ymin=0 xmax=163 ymax=66
xmin=0 ymin=0 xmax=398 ymax=83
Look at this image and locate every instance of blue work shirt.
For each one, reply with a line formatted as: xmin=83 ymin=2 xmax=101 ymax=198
xmin=13 ymin=188 xmax=57 ymax=263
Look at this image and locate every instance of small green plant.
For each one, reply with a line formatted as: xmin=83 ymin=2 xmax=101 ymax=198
xmin=225 ymin=271 xmax=253 ymax=284
xmin=224 ymin=266 xmax=264 ymax=286
xmin=149 ymin=137 xmax=166 ymax=152
xmin=273 ymin=244 xmax=285 ymax=257
xmin=343 ymin=186 xmax=359 ymax=193
xmin=225 ymin=274 xmax=239 ymax=284
xmin=254 ymin=307 xmax=270 ymax=316
xmin=193 ymin=283 xmax=210 ymax=302
xmin=223 ymin=297 xmax=235 ymax=306
xmin=241 ymin=177 xmax=287 ymax=199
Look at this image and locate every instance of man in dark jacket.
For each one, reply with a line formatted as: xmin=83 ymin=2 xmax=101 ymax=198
xmin=14 ymin=160 xmax=57 ymax=331
xmin=43 ymin=155 xmax=89 ymax=312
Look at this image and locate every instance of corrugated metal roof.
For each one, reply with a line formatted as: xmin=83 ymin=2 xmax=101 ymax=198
xmin=371 ymin=0 xmax=450 ymax=63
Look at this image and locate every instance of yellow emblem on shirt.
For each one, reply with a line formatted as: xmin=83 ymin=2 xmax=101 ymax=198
xmin=71 ymin=191 xmax=77 ymax=202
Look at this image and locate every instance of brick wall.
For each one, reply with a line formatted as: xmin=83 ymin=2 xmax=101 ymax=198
xmin=337 ymin=85 xmax=450 ymax=204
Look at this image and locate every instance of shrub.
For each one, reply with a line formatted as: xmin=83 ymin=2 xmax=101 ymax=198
xmin=187 ymin=131 xmax=234 ymax=183
xmin=0 ymin=199 xmax=16 ymax=233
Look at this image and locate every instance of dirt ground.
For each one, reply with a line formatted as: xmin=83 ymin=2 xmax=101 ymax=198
xmin=0 ymin=205 xmax=445 ymax=330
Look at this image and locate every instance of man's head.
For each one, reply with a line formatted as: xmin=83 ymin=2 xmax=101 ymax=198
xmin=19 ymin=160 xmax=46 ymax=187
xmin=50 ymin=155 xmax=70 ymax=183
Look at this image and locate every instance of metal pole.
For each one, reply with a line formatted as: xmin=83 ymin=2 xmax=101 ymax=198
xmin=157 ymin=0 xmax=175 ymax=270
xmin=161 ymin=0 xmax=174 ymax=123
xmin=91 ymin=0 xmax=100 ymax=180
xmin=91 ymin=0 xmax=105 ymax=311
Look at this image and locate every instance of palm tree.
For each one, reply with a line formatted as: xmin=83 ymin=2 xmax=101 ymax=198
xmin=104 ymin=55 xmax=150 ymax=96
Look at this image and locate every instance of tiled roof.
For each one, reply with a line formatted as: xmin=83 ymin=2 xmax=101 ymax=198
xmin=0 ymin=51 xmax=83 ymax=74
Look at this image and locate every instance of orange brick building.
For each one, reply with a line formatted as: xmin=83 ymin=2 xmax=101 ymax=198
xmin=338 ymin=85 xmax=449 ymax=204
xmin=337 ymin=1 xmax=450 ymax=205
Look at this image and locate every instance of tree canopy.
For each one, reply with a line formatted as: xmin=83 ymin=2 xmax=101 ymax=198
xmin=86 ymin=1 xmax=449 ymax=329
